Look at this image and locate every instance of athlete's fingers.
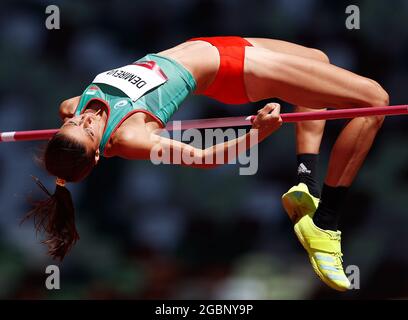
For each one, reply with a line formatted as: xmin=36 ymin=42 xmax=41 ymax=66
xmin=256 ymin=103 xmax=281 ymax=120
xmin=252 ymin=103 xmax=282 ymax=129
xmin=268 ymin=103 xmax=281 ymax=118
xmin=258 ymin=102 xmax=280 ymax=116
xmin=263 ymin=112 xmax=283 ymax=125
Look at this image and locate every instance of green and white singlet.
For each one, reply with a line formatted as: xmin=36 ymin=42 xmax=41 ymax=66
xmin=74 ymin=54 xmax=197 ymax=156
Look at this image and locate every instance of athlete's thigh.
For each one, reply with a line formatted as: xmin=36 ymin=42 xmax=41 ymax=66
xmin=244 ymin=38 xmax=328 ymax=62
xmin=243 ymin=46 xmax=375 ymax=109
xmin=245 ymin=38 xmax=329 ymax=114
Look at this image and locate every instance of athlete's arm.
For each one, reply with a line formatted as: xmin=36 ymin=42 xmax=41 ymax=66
xmin=59 ymin=96 xmax=81 ymax=122
xmin=115 ymin=103 xmax=282 ymax=168
xmin=198 ymin=103 xmax=282 ymax=168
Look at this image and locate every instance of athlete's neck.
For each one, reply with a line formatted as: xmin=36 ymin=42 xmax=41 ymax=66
xmin=84 ymin=101 xmax=109 ymax=126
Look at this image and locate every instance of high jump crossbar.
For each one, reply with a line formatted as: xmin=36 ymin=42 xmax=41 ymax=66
xmin=1 ymin=105 xmax=407 ymax=143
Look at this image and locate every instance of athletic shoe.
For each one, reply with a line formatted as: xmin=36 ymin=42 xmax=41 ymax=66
xmin=281 ymin=183 xmax=320 ymax=223
xmin=294 ymin=214 xmax=350 ymax=291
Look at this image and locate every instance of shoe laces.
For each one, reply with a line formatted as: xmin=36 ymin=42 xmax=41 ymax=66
xmin=333 ymin=252 xmax=344 ymax=267
xmin=329 ymin=233 xmax=344 ymax=268
xmin=329 ymin=232 xmax=341 ymax=241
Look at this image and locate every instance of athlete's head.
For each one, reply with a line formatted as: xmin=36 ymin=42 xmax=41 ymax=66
xmin=49 ymin=99 xmax=108 ymax=180
xmin=23 ymin=101 xmax=107 ymax=260
xmin=46 ymin=124 xmax=101 ymax=183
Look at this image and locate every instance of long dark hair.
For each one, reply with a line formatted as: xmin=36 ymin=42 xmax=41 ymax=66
xmin=23 ymin=132 xmax=97 ymax=260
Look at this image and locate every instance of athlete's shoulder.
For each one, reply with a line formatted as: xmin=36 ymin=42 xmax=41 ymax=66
xmin=105 ymin=118 xmax=152 ymax=159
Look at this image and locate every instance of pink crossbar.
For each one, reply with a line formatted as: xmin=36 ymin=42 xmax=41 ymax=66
xmin=1 ymin=105 xmax=407 ymax=142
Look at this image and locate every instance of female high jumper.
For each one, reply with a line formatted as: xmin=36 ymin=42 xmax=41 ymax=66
xmin=26 ymin=36 xmax=389 ymax=292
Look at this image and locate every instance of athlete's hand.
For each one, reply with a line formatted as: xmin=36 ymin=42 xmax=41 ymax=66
xmin=251 ymin=103 xmax=283 ymax=133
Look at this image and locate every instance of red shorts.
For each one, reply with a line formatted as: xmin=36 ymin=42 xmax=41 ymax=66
xmin=188 ymin=36 xmax=253 ymax=105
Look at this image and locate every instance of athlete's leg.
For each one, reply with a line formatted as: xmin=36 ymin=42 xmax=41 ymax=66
xmin=244 ymin=47 xmax=388 ymax=108
xmin=244 ymin=38 xmax=328 ymax=197
xmin=244 ymin=38 xmax=328 ymax=154
xmin=244 ymin=37 xmax=329 ymax=127
xmin=244 ymin=46 xmax=389 ymax=291
xmin=244 ymin=37 xmax=329 ymax=63
xmin=244 ymin=46 xmax=388 ymax=186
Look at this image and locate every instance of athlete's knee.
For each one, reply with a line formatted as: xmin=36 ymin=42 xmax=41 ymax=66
xmin=370 ymin=79 xmax=390 ymax=107
xmin=310 ymin=48 xmax=330 ymax=64
xmin=360 ymin=78 xmax=389 ymax=107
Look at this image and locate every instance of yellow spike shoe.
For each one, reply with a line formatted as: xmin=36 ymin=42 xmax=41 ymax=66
xmin=282 ymin=183 xmax=320 ymax=223
xmin=294 ymin=214 xmax=350 ymax=291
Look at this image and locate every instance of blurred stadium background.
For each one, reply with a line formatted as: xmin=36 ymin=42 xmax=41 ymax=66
xmin=0 ymin=0 xmax=408 ymax=299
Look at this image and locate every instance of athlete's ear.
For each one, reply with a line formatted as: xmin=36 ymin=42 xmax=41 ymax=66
xmin=94 ymin=149 xmax=100 ymax=165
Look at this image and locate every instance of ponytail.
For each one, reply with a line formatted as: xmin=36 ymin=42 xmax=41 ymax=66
xmin=23 ymin=176 xmax=79 ymax=261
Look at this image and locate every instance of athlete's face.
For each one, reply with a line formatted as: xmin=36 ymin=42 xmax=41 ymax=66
xmin=59 ymin=110 xmax=105 ymax=161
